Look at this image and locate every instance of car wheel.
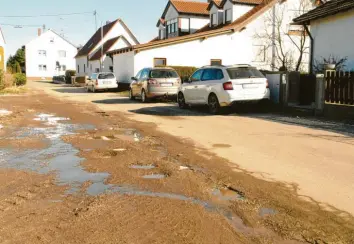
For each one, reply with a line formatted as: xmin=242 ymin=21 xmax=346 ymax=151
xmin=129 ymin=89 xmax=135 ymax=100
xmin=141 ymin=90 xmax=148 ymax=103
xmin=208 ymin=93 xmax=220 ymax=115
xmin=178 ymin=92 xmax=187 ymax=109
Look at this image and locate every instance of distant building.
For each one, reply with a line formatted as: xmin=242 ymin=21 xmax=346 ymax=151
xmin=0 ymin=27 xmax=5 ymax=71
xmin=75 ymin=19 xmax=139 ymax=78
xmin=25 ymin=29 xmax=77 ymax=81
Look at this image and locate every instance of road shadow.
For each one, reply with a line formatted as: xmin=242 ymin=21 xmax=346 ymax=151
xmin=53 ymin=88 xmax=87 ymax=94
xmin=92 ymin=98 xmax=139 ymax=105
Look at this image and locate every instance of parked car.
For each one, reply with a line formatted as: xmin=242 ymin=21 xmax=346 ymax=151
xmin=86 ymin=72 xmax=118 ymax=92
xmin=177 ymin=65 xmax=270 ymax=114
xmin=129 ymin=67 xmax=181 ymax=102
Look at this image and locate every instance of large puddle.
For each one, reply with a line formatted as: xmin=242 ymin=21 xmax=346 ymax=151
xmin=0 ymin=112 xmax=278 ymax=238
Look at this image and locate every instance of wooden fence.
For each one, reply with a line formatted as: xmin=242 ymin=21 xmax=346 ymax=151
xmin=325 ymin=71 xmax=354 ymax=105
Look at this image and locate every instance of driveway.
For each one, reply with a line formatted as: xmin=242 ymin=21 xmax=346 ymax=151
xmin=29 ymin=81 xmax=354 ymax=216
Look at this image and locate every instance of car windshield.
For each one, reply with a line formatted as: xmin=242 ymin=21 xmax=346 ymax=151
xmin=150 ymin=69 xmax=179 ymax=79
xmin=98 ymin=73 xmax=115 ymax=79
xmin=91 ymin=74 xmax=98 ymax=79
xmin=227 ymin=67 xmax=265 ymax=79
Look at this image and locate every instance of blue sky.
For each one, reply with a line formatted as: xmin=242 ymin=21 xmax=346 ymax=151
xmin=1 ymin=0 xmax=203 ymax=61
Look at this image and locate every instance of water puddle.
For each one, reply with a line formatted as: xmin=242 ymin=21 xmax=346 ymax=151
xmin=142 ymin=174 xmax=166 ymax=179
xmin=0 ymin=109 xmax=12 ymax=116
xmin=259 ymin=208 xmax=277 ymax=217
xmin=212 ymin=187 xmax=244 ymax=201
xmin=130 ymin=165 xmax=156 ymax=170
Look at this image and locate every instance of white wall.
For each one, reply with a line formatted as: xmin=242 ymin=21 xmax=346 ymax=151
xmin=76 ymin=57 xmax=87 ymax=77
xmin=133 ymin=31 xmax=253 ymax=71
xmin=26 ymin=30 xmax=77 ymax=78
xmin=113 ymin=51 xmax=135 ymax=83
xmin=311 ymin=9 xmax=354 ymax=71
xmin=190 ymin=18 xmax=210 ymax=33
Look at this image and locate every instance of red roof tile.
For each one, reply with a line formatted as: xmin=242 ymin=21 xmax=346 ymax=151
xmin=170 ymin=0 xmax=209 ymax=16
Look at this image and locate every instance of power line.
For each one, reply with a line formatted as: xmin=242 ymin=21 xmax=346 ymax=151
xmin=0 ymin=11 xmax=94 ymax=18
xmin=0 ymin=23 xmax=41 ymax=28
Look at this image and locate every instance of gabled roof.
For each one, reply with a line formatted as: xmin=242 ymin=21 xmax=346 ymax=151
xmin=156 ymin=18 xmax=166 ymax=27
xmin=108 ymin=0 xmax=279 ymax=55
xmin=161 ymin=0 xmax=210 ymax=19
xmin=293 ymin=0 xmax=354 ymax=25
xmin=208 ymin=0 xmax=262 ymax=11
xmin=26 ymin=29 xmax=76 ymax=48
xmin=75 ymin=19 xmax=139 ymax=58
xmin=89 ymin=36 xmax=131 ymax=61
xmin=207 ymin=0 xmax=223 ymax=10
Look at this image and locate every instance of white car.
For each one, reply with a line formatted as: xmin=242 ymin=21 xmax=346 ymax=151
xmin=177 ymin=65 xmax=270 ymax=114
xmin=86 ymin=72 xmax=118 ymax=92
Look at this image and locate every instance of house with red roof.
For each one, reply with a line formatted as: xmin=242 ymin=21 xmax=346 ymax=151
xmin=75 ymin=19 xmax=139 ymax=78
xmin=108 ymin=0 xmax=317 ymax=84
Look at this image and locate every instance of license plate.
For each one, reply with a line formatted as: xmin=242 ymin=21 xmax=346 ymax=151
xmin=243 ymin=84 xmax=259 ymax=89
xmin=160 ymin=83 xmax=172 ymax=87
xmin=103 ymin=81 xmax=111 ymax=85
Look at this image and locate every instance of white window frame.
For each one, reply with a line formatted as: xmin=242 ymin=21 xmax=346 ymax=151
xmin=225 ymin=9 xmax=232 ymax=23
xmin=38 ymin=50 xmax=47 ymax=57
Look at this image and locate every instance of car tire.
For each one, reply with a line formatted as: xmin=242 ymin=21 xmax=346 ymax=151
xmin=208 ymin=93 xmax=220 ymax=115
xmin=178 ymin=92 xmax=187 ymax=109
xmin=141 ymin=90 xmax=148 ymax=103
xmin=129 ymin=89 xmax=135 ymax=100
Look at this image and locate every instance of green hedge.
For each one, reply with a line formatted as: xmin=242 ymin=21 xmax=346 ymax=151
xmin=168 ymin=66 xmax=197 ymax=82
xmin=53 ymin=75 xmax=66 ymax=83
xmin=65 ymin=70 xmax=76 ymax=84
xmin=14 ymin=73 xmax=26 ymax=86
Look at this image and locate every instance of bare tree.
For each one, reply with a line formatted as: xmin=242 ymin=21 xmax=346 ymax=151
xmin=254 ymin=0 xmax=313 ymax=71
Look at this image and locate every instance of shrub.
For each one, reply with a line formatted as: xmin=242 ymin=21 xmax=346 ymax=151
xmin=0 ymin=70 xmax=15 ymax=90
xmin=0 ymin=69 xmax=4 ymax=90
xmin=14 ymin=73 xmax=27 ymax=86
xmin=52 ymin=76 xmax=66 ymax=83
xmin=168 ymin=66 xmax=197 ymax=82
xmin=65 ymin=70 xmax=76 ymax=84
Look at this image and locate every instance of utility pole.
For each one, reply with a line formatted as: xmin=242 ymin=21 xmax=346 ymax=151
xmin=100 ymin=21 xmax=104 ymax=71
xmin=43 ymin=24 xmax=46 ymax=32
xmin=94 ymin=11 xmax=97 ymax=31
xmin=271 ymin=5 xmax=276 ymax=71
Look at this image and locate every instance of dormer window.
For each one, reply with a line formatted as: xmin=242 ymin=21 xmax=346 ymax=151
xmin=211 ymin=13 xmax=217 ymax=26
xmin=225 ymin=9 xmax=232 ymax=23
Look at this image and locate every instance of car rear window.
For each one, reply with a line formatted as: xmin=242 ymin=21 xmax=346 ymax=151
xmin=227 ymin=67 xmax=265 ymax=79
xmin=98 ymin=73 xmax=115 ymax=79
xmin=150 ymin=69 xmax=179 ymax=79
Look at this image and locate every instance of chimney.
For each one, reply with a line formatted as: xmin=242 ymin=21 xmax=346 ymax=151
xmin=38 ymin=28 xmax=42 ymax=36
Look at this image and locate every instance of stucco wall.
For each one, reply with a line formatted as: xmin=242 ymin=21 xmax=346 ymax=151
xmin=165 ymin=5 xmax=179 ymax=21
xmin=76 ymin=57 xmax=87 ymax=77
xmin=113 ymin=51 xmax=135 ymax=83
xmin=26 ymin=30 xmax=77 ymax=78
xmin=311 ymin=9 xmax=354 ymax=71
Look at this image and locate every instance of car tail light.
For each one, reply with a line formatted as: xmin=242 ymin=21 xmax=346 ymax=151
xmin=266 ymin=80 xmax=269 ymax=88
xmin=223 ymin=81 xmax=234 ymax=90
xmin=148 ymin=79 xmax=158 ymax=85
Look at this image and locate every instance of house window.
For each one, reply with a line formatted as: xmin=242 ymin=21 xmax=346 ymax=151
xmin=167 ymin=19 xmax=178 ymax=35
xmin=253 ymin=45 xmax=266 ymax=62
xmin=38 ymin=50 xmax=47 ymax=57
xmin=50 ymin=37 xmax=54 ymax=43
xmin=211 ymin=59 xmax=222 ymax=66
xmin=109 ymin=66 xmax=113 ymax=72
xmin=77 ymin=65 xmax=80 ymax=73
xmin=225 ymin=9 xmax=232 ymax=23
xmin=84 ymin=64 xmax=86 ymax=73
xmin=61 ymin=65 xmax=66 ymax=71
xmin=95 ymin=68 xmax=99 ymax=73
xmin=211 ymin=13 xmax=217 ymax=26
xmin=58 ymin=50 xmax=66 ymax=58
xmin=154 ymin=58 xmax=167 ymax=67
xmin=38 ymin=65 xmax=47 ymax=71
xmin=180 ymin=18 xmax=190 ymax=33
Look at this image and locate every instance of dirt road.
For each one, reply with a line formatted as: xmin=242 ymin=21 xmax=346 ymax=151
xmin=0 ymin=81 xmax=353 ymax=243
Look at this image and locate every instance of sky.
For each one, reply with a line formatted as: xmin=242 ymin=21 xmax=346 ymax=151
xmin=0 ymin=0 xmax=204 ymax=61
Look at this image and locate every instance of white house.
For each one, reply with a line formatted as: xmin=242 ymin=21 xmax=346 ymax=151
xmin=75 ymin=19 xmax=139 ymax=78
xmin=293 ymin=0 xmax=354 ymax=72
xmin=25 ymin=29 xmax=77 ymax=80
xmin=0 ymin=27 xmax=6 ymax=72
xmin=108 ymin=0 xmax=317 ymax=83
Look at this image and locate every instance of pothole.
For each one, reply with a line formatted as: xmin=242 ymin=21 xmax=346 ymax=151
xmin=142 ymin=174 xmax=166 ymax=179
xmin=130 ymin=165 xmax=156 ymax=170
xmin=212 ymin=187 xmax=244 ymax=201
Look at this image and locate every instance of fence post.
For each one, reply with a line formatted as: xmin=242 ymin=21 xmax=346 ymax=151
xmin=315 ymin=73 xmax=325 ymax=116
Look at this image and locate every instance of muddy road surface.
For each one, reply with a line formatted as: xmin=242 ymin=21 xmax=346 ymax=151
xmin=0 ymin=86 xmax=354 ymax=243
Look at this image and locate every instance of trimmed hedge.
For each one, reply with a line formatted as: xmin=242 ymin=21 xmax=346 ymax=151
xmin=14 ymin=73 xmax=26 ymax=86
xmin=65 ymin=70 xmax=76 ymax=84
xmin=53 ymin=75 xmax=66 ymax=83
xmin=167 ymin=66 xmax=197 ymax=82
